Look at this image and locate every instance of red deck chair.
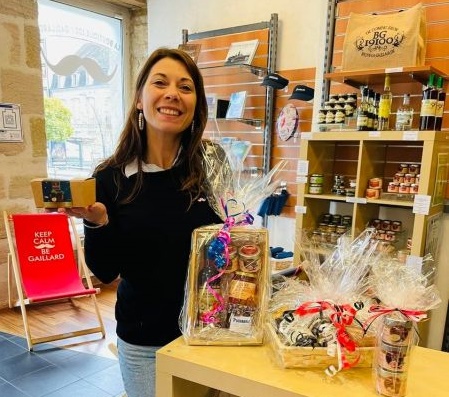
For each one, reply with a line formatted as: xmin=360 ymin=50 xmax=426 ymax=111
xmin=3 ymin=210 xmax=106 ymax=350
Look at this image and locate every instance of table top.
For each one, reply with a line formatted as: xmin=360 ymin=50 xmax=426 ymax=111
xmin=156 ymin=337 xmax=449 ymax=397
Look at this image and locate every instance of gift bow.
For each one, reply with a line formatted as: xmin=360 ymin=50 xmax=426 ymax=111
xmin=362 ymin=304 xmax=428 ymax=333
xmin=295 ymin=300 xmax=361 ymax=375
xmin=201 ymin=200 xmax=255 ymax=325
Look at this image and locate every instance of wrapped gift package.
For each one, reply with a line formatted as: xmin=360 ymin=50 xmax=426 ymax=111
xmin=264 ymin=321 xmax=375 ymax=369
xmin=31 ymin=177 xmax=96 ymax=208
xmin=181 ymin=224 xmax=270 ymax=345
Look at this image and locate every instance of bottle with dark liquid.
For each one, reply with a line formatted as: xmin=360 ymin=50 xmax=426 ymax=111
xmin=434 ymin=76 xmax=446 ymax=131
xmin=356 ymin=86 xmax=370 ymax=131
xmin=419 ymin=73 xmax=437 ymax=131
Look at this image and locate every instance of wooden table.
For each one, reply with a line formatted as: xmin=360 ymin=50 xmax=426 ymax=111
xmin=156 ymin=337 xmax=449 ymax=397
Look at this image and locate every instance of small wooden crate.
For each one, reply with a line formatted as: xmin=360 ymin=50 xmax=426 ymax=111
xmin=265 ymin=322 xmax=374 ymax=369
xmin=181 ymin=225 xmax=270 ymax=345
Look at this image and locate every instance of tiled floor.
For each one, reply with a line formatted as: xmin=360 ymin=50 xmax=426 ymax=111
xmin=0 ymin=331 xmax=125 ymax=397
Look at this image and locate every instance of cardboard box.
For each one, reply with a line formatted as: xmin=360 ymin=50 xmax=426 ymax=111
xmin=31 ymin=178 xmax=96 ymax=208
xmin=181 ymin=224 xmax=270 ymax=345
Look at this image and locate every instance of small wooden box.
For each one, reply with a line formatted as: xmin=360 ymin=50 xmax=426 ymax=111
xmin=181 ymin=224 xmax=270 ymax=345
xmin=265 ymin=322 xmax=374 ymax=369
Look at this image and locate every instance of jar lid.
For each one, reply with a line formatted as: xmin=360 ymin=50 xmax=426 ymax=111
xmin=239 ymin=244 xmax=261 ymax=259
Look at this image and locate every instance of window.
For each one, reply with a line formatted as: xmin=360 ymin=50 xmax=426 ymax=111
xmin=38 ymin=0 xmax=130 ymax=179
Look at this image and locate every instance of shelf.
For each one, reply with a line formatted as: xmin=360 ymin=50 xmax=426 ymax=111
xmin=325 ymin=65 xmax=448 ymax=88
xmin=303 ymin=130 xmax=449 ymax=142
xmin=199 ymin=63 xmax=268 ymax=78
xmin=207 ymin=117 xmax=263 ymax=128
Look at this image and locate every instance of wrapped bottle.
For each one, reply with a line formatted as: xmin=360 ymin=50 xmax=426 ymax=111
xmin=197 ymin=245 xmax=223 ymax=327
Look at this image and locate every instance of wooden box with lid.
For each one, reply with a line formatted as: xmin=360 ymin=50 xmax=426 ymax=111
xmin=181 ymin=224 xmax=270 ymax=345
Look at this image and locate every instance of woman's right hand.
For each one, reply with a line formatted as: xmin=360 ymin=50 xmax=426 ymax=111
xmin=57 ymin=202 xmax=108 ymax=226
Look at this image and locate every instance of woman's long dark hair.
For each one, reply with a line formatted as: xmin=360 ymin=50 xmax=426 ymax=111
xmin=95 ymin=47 xmax=208 ymax=205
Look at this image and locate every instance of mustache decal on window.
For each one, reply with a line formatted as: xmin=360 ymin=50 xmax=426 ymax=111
xmin=41 ymin=51 xmax=118 ymax=83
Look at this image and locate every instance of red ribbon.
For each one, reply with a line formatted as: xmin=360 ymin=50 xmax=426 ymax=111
xmin=295 ymin=300 xmax=361 ymax=374
xmin=362 ymin=304 xmax=428 ymax=333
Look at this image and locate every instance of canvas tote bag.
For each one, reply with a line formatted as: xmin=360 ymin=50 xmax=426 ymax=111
xmin=341 ymin=3 xmax=427 ymax=71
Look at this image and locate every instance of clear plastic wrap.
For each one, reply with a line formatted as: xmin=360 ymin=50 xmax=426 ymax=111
xmin=180 ymin=141 xmax=287 ymax=345
xmin=364 ymin=254 xmax=441 ymax=396
xmin=266 ymin=228 xmax=380 ymax=373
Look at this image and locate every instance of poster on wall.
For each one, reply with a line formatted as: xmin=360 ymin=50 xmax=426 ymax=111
xmin=0 ymin=103 xmax=23 ymax=142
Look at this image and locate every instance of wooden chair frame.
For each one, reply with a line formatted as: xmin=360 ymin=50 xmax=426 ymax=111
xmin=3 ymin=210 xmax=106 ymax=350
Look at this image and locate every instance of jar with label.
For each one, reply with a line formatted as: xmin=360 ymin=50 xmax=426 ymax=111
xmin=375 ymin=367 xmax=408 ymax=397
xmin=238 ymin=244 xmax=262 ymax=273
xmin=227 ymin=271 xmax=258 ymax=333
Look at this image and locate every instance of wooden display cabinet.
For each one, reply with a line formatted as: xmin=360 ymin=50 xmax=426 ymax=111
xmin=296 ymin=130 xmax=449 ymax=259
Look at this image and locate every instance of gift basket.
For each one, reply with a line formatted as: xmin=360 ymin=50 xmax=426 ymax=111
xmin=180 ymin=140 xmax=286 ymax=345
xmin=364 ymin=254 xmax=441 ymax=397
xmin=266 ymin=228 xmax=381 ymax=373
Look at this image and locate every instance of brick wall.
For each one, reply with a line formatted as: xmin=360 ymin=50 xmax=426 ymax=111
xmin=0 ymin=0 xmax=148 ymax=308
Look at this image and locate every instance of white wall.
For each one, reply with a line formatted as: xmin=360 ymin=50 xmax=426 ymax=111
xmin=148 ymin=0 xmax=328 ymax=71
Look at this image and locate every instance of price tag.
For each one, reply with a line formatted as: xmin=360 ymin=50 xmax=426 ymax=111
xmin=296 ymin=160 xmax=309 ymax=176
xmin=413 ymin=194 xmax=431 ymax=215
xmin=295 ymin=206 xmax=307 ymax=214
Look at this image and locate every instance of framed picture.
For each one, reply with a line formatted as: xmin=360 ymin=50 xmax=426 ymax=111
xmin=178 ymin=43 xmax=202 ymax=63
xmin=224 ymin=39 xmax=259 ymax=66
xmin=226 ymin=91 xmax=247 ymax=119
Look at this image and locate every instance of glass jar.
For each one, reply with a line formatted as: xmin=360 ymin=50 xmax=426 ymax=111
xmin=238 ymin=244 xmax=262 ymax=273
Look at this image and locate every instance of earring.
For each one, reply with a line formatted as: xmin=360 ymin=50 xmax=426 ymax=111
xmin=138 ymin=110 xmax=144 ymax=131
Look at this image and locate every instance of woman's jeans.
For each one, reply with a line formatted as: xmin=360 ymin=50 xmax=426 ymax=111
xmin=117 ymin=336 xmax=160 ymax=397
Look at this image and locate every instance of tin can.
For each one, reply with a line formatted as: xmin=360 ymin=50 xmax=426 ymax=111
xmin=375 ymin=367 xmax=408 ymax=397
xmin=378 ymin=341 xmax=409 ymax=372
xmin=238 ymin=244 xmax=261 ymax=273
xmin=410 ymin=183 xmax=419 ymax=194
xmin=399 ymin=183 xmax=410 ymax=194
xmin=382 ymin=316 xmax=413 ymax=346
xmin=366 ymin=188 xmax=380 ymax=199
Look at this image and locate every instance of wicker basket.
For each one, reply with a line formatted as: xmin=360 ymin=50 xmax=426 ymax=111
xmin=265 ymin=322 xmax=374 ymax=369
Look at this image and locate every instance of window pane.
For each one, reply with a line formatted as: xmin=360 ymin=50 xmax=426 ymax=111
xmin=38 ymin=0 xmax=124 ymax=179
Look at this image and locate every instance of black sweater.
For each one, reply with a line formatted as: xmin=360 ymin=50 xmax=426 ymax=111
xmin=84 ymin=163 xmax=222 ymax=346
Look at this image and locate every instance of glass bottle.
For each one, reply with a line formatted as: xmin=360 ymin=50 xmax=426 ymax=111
xmin=395 ymin=94 xmax=414 ymax=131
xmin=367 ymin=88 xmax=375 ymax=131
xmin=356 ymin=86 xmax=370 ymax=131
xmin=377 ymin=74 xmax=393 ymax=131
xmin=197 ymin=245 xmax=223 ymax=327
xmin=419 ymin=73 xmax=437 ymax=131
xmin=434 ymin=76 xmax=446 ymax=131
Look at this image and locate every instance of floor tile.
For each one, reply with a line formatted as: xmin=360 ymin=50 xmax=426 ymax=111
xmin=10 ymin=365 xmax=79 ymax=397
xmin=84 ymin=363 xmax=124 ymax=395
xmin=43 ymin=378 xmax=113 ymax=397
xmin=0 ymin=382 xmax=30 ymax=397
xmin=0 ymin=352 xmax=52 ymax=382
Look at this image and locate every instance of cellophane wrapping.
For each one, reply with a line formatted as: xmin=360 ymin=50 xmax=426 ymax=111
xmin=180 ymin=141 xmax=287 ymax=345
xmin=266 ymin=228 xmax=381 ymax=372
xmin=366 ymin=254 xmax=441 ymax=396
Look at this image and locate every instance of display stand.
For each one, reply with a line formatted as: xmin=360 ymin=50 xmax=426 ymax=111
xmin=156 ymin=336 xmax=449 ymax=397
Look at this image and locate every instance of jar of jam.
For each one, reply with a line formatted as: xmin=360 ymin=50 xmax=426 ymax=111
xmin=223 ymin=244 xmax=239 ymax=273
xmin=227 ymin=271 xmax=258 ymax=333
xmin=238 ymin=244 xmax=261 ymax=272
